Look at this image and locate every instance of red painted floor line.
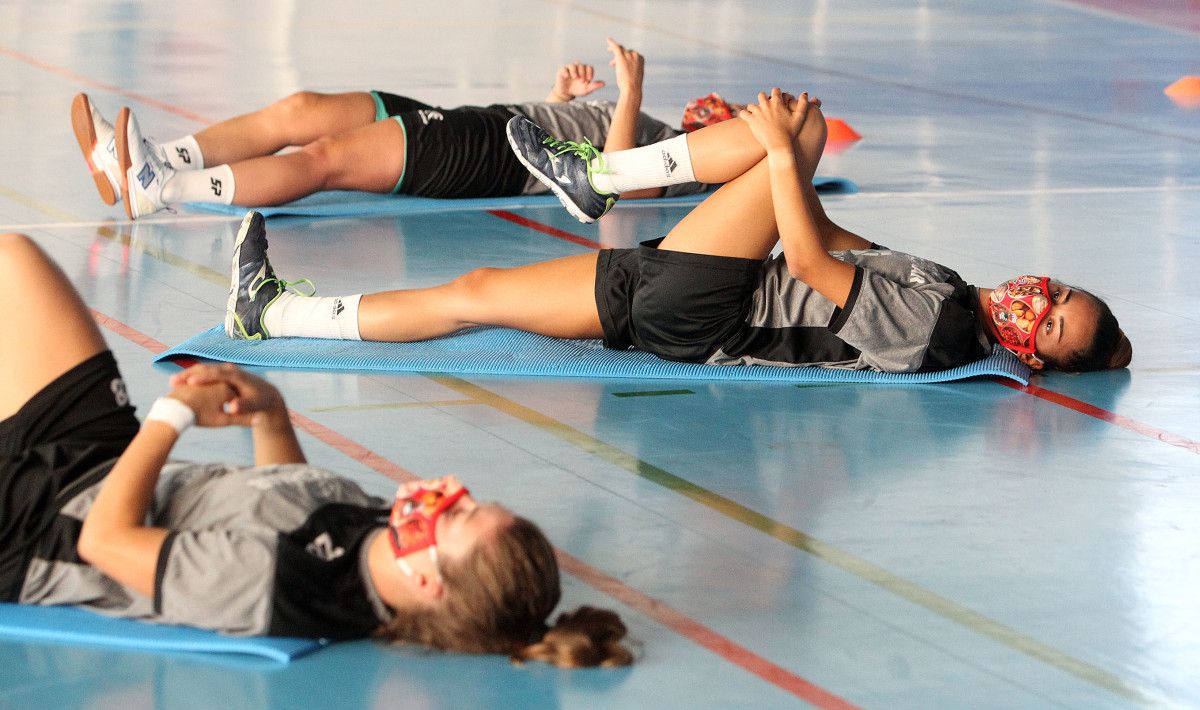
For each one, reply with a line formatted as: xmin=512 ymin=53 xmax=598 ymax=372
xmin=995 ymin=378 xmax=1200 ymax=455
xmin=558 ymin=551 xmax=861 ymax=710
xmin=0 ymin=45 xmax=215 ymax=125
xmin=93 ymin=311 xmax=853 ymax=707
xmin=486 ymin=209 xmax=603 ymax=250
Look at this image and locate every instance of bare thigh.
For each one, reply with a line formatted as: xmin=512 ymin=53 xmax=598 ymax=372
xmin=0 ymin=234 xmax=107 ymax=419
xmin=657 ymin=158 xmax=779 ymax=260
xmin=456 ymin=252 xmax=603 ymax=337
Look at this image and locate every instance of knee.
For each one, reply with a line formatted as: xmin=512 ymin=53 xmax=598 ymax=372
xmin=271 ymin=91 xmax=326 ymax=123
xmin=0 ymin=233 xmax=45 ymax=264
xmin=298 ymin=136 xmax=342 ymax=185
xmin=450 ymin=267 xmax=502 ymax=302
xmin=0 ymin=233 xmax=54 ymax=281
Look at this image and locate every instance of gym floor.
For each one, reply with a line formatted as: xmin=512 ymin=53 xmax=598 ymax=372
xmin=1 ymin=1 xmax=1197 ymax=708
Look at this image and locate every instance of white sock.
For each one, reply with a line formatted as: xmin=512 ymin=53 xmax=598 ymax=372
xmin=160 ymin=165 xmax=235 ymax=205
xmin=589 ymin=134 xmax=696 ymax=194
xmin=264 ymin=292 xmax=362 ymax=340
xmin=160 ymin=135 xmax=205 ymax=170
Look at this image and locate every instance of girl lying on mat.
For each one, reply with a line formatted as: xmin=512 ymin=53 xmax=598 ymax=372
xmin=0 ymin=235 xmax=630 ymax=667
xmin=72 ymin=38 xmax=712 ymax=221
xmin=224 ymin=89 xmax=1130 ymax=375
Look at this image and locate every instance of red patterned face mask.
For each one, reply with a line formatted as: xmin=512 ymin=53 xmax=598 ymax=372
xmin=681 ymin=93 xmax=738 ymax=132
xmin=388 ymin=482 xmax=468 ymax=576
xmin=989 ymin=276 xmax=1052 ymax=357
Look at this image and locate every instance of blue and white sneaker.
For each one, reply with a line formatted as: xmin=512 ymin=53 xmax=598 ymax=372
xmin=505 ymin=115 xmax=618 ymax=224
xmin=225 ymin=211 xmax=313 ymax=340
xmin=71 ymin=93 xmax=122 ymax=206
xmin=115 ymin=107 xmax=174 ymax=220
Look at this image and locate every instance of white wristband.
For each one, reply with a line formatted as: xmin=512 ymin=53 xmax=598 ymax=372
xmin=144 ymin=396 xmax=196 ymax=434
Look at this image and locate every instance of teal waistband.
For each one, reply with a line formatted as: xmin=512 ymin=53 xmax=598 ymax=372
xmin=369 ymin=90 xmax=388 ymax=122
xmin=388 ymin=115 xmax=407 ymax=194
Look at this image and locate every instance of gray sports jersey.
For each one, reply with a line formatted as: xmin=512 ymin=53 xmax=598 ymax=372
xmin=502 ymin=101 xmax=709 ymax=198
xmin=712 ymin=249 xmax=992 ymax=372
xmin=19 ymin=462 xmax=392 ymax=638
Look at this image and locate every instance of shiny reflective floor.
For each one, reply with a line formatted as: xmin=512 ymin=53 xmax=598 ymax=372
xmin=2 ymin=1 xmax=1198 ymax=708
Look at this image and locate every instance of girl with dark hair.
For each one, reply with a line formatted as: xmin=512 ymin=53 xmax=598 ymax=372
xmin=225 ymin=89 xmax=1131 ymax=376
xmin=0 ymin=233 xmax=631 ymax=667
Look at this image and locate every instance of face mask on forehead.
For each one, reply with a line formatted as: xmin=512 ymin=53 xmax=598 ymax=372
xmin=989 ymin=275 xmax=1052 ymax=359
xmin=681 ymin=93 xmax=737 ymax=132
xmin=388 ymin=482 xmax=468 ymax=577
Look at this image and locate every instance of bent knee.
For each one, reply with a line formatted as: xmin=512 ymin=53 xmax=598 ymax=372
xmin=298 ymin=136 xmax=344 ymax=187
xmin=273 ymin=91 xmax=328 ymax=122
xmin=0 ymin=233 xmax=47 ymax=264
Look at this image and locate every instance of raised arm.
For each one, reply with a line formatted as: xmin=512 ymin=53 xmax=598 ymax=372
xmin=602 ymin=37 xmax=665 ymax=199
xmin=544 ymin=62 xmax=606 ymax=103
xmin=739 ymin=89 xmax=857 ymax=307
xmin=169 ymin=362 xmax=305 ymax=467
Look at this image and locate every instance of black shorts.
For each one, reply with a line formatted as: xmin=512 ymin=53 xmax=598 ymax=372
xmin=595 ymin=239 xmax=764 ymax=363
xmin=0 ymin=351 xmax=138 ymax=601
xmin=371 ymin=91 xmax=529 ymax=198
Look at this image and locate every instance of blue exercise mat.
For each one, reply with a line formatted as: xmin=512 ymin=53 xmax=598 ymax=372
xmin=156 ymin=325 xmax=1031 ymax=385
xmin=0 ymin=603 xmax=326 ymax=663
xmin=182 ymin=177 xmax=857 ymax=219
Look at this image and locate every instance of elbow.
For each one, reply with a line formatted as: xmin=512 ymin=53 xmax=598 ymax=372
xmin=785 ymin=259 xmax=816 ymax=283
xmin=76 ymin=523 xmax=104 ymax=566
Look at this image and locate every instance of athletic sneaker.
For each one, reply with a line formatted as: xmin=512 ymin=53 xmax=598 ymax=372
xmin=225 ymin=211 xmax=314 ymax=340
xmin=505 ymin=115 xmax=618 ymax=223
xmin=71 ymin=93 xmax=122 ymax=205
xmin=115 ymin=107 xmax=174 ymax=219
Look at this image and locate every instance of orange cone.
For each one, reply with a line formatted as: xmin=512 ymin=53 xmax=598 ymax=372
xmin=826 ymin=117 xmax=862 ymax=142
xmin=823 ymin=117 xmax=862 ymax=155
xmin=1164 ymin=76 xmax=1200 ymax=108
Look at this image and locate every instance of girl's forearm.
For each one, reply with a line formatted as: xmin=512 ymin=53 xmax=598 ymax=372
xmin=769 ymin=148 xmax=855 ymax=306
xmin=77 ymin=422 xmax=174 ymax=596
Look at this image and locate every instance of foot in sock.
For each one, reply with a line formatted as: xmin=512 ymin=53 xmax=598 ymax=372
xmin=116 ymin=107 xmax=175 ymax=219
xmin=71 ymin=93 xmax=123 ymax=205
xmin=505 ymin=115 xmax=618 ymax=223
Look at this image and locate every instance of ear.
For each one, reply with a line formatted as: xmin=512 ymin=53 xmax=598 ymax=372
xmin=410 ymin=570 xmax=445 ymax=603
xmin=1017 ymin=352 xmax=1045 ymax=370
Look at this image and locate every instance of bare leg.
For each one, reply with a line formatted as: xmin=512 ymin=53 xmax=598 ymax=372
xmin=672 ymin=108 xmax=871 ymax=253
xmin=193 ymin=91 xmax=379 ymax=166
xmin=0 ymin=234 xmax=108 ymax=420
xmin=224 ymin=118 xmax=406 ymax=205
xmin=357 ymin=253 xmax=603 ymax=342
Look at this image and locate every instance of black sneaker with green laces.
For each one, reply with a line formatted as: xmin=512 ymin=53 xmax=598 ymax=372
xmin=225 ymin=211 xmax=312 ymax=340
xmin=505 ymin=115 xmax=618 ymax=223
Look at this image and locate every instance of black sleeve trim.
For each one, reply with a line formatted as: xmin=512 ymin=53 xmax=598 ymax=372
xmin=827 ymin=266 xmax=865 ymax=334
xmin=153 ymin=531 xmax=178 ymax=614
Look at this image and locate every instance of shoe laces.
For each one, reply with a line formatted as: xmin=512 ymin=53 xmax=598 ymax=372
xmin=542 ymin=136 xmax=609 ymax=174
xmin=249 ymin=273 xmax=316 ymax=301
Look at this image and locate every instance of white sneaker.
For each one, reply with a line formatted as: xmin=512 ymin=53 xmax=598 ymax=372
xmin=71 ymin=93 xmax=122 ymax=205
xmin=116 ymin=107 xmax=175 ymax=219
